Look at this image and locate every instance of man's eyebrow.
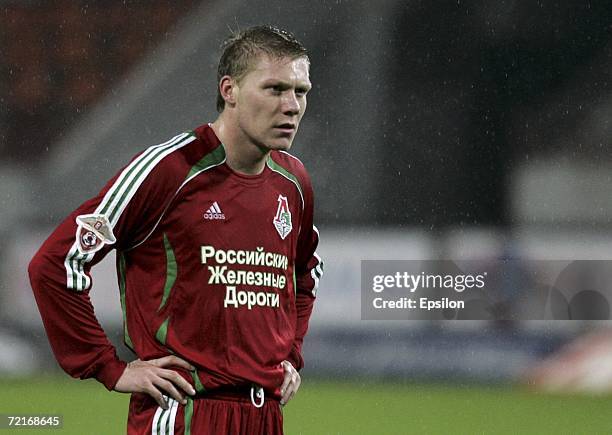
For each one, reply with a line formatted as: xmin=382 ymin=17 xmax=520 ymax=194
xmin=262 ymin=79 xmax=312 ymax=90
xmin=262 ymin=79 xmax=289 ymax=86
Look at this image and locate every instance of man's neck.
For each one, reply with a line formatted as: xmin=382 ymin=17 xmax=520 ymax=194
xmin=210 ymin=117 xmax=269 ymax=175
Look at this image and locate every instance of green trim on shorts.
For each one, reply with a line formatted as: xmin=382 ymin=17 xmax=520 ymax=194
xmin=184 ymin=397 xmax=194 ymax=435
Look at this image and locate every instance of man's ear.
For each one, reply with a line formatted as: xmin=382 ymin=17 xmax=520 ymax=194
xmin=219 ymin=75 xmax=237 ymax=107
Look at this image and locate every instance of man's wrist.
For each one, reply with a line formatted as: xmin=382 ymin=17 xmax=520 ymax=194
xmin=94 ymin=356 xmax=128 ymax=391
xmin=285 ymin=348 xmax=304 ymax=371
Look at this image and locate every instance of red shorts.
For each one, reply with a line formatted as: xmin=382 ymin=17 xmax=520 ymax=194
xmin=126 ymin=388 xmax=283 ymax=435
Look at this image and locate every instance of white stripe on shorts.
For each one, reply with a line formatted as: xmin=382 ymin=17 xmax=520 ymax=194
xmin=151 ymin=396 xmax=178 ymax=435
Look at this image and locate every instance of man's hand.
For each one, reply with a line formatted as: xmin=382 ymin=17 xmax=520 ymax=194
xmin=114 ymin=356 xmax=197 ymax=409
xmin=279 ymin=360 xmax=301 ymax=406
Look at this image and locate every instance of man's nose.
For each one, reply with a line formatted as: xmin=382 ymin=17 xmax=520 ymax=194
xmin=282 ymin=92 xmax=300 ymax=115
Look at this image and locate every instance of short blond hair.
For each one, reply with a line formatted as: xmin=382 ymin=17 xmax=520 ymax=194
xmin=216 ymin=25 xmax=309 ymax=112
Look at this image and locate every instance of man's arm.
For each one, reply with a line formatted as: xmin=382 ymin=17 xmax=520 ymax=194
xmin=280 ymin=172 xmax=323 ymax=405
xmin=286 ymin=224 xmax=323 ymax=366
xmin=28 ymin=133 xmax=198 ymax=408
xmin=29 ymin=196 xmax=128 ymax=389
xmin=28 ymin=194 xmax=196 ymax=409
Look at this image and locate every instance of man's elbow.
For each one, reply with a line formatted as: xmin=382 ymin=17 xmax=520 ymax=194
xmin=28 ymin=249 xmax=54 ymax=292
xmin=28 ymin=251 xmax=43 ymax=285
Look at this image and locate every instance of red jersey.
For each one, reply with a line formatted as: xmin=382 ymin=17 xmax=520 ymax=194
xmin=28 ymin=124 xmax=323 ymax=397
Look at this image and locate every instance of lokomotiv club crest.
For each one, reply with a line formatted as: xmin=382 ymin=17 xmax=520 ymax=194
xmin=273 ymin=195 xmax=292 ymax=240
xmin=75 ymin=213 xmax=116 ymax=254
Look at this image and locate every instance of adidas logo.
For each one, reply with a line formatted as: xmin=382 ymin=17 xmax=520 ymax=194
xmin=203 ymin=202 xmax=225 ymax=220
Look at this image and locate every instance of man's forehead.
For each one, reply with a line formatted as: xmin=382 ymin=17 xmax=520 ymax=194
xmin=245 ymin=54 xmax=310 ymax=81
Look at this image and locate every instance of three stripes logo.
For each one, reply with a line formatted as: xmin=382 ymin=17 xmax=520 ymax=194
xmin=204 ymin=202 xmax=225 ymax=220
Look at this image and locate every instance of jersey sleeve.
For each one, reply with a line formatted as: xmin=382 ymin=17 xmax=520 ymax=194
xmin=28 ymin=132 xmax=194 ymax=390
xmin=286 ymin=172 xmax=324 ymax=371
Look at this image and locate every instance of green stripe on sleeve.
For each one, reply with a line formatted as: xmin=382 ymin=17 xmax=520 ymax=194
xmin=100 ymin=133 xmax=187 ymax=215
xmin=107 ymin=142 xmax=181 ymax=223
xmin=159 ymin=233 xmax=177 ymax=311
xmin=99 ymin=134 xmax=187 ymax=215
xmin=69 ymin=249 xmax=79 ymax=290
xmin=117 ymin=252 xmax=135 ymax=351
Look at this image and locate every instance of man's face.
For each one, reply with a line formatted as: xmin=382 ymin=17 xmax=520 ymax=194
xmin=232 ymin=54 xmax=311 ymax=152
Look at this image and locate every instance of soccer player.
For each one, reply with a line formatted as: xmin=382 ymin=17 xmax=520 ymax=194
xmin=28 ymin=25 xmax=323 ymax=434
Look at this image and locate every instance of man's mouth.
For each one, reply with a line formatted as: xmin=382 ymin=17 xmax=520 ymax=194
xmin=275 ymin=123 xmax=296 ymax=134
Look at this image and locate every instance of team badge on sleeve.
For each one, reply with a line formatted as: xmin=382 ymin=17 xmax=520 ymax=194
xmin=273 ymin=195 xmax=292 ymax=240
xmin=75 ymin=214 xmax=116 ymax=254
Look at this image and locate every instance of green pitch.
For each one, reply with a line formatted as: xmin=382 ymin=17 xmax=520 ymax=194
xmin=1 ymin=376 xmax=612 ymax=434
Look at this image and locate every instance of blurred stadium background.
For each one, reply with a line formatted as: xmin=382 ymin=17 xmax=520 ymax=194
xmin=3 ymin=0 xmax=612 ymax=433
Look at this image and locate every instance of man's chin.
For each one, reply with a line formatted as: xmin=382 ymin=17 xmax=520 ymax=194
xmin=253 ymin=135 xmax=294 ymax=153
xmin=265 ymin=139 xmax=293 ymax=152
